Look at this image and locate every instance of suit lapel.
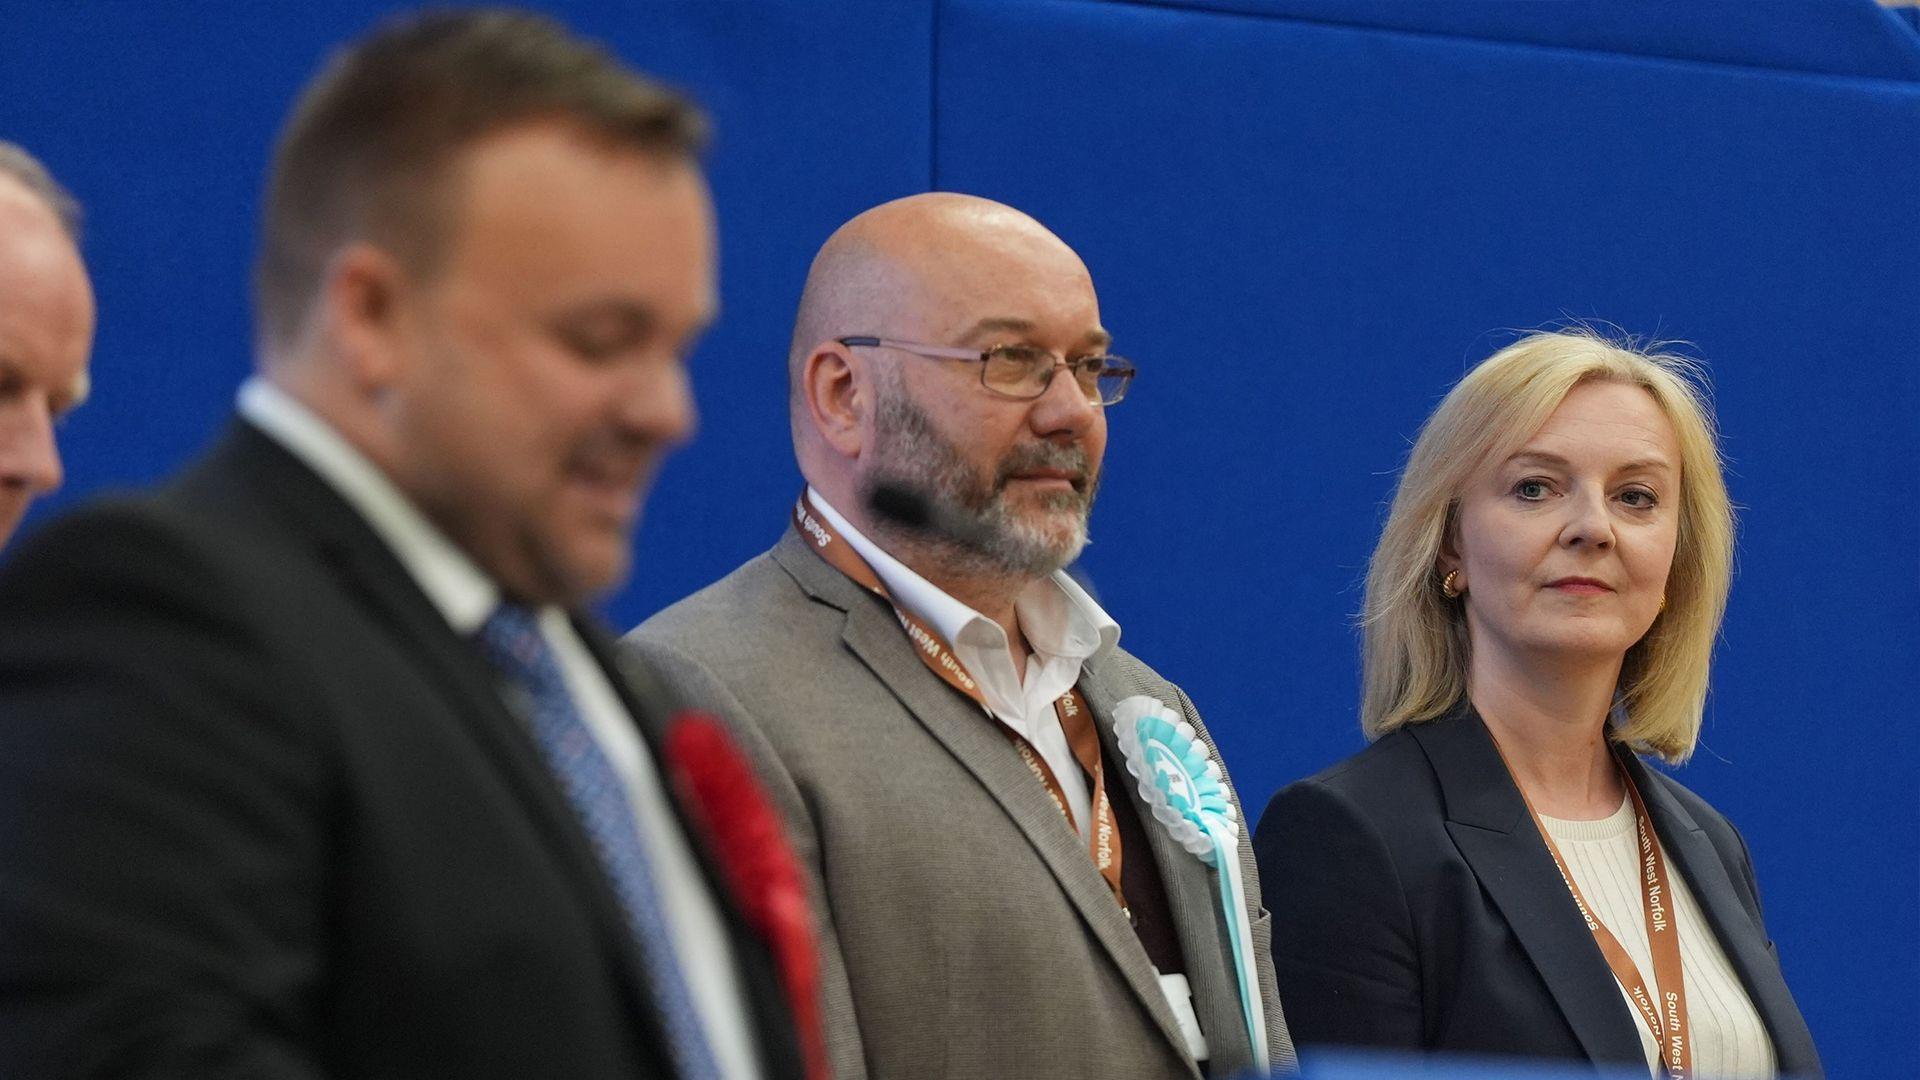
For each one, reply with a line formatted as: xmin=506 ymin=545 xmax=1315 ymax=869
xmin=203 ymin=425 xmax=670 ymax=1048
xmin=1622 ymin=756 xmax=1821 ymax=1075
xmin=1079 ymin=664 xmax=1249 ymax=1074
xmin=1410 ymin=709 xmax=1648 ymax=1067
xmin=775 ymin=531 xmax=1198 ymax=1074
xmin=574 ymin=621 xmax=807 ymax=1080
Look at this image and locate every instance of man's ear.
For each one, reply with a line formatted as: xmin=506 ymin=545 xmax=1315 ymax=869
xmin=803 ymin=340 xmax=867 ymax=459
xmin=321 ymin=242 xmax=414 ymax=393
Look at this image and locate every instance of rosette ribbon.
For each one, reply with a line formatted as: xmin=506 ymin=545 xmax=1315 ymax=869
xmin=1112 ymin=695 xmax=1268 ymax=1074
xmin=664 ymin=711 xmax=831 ymax=1080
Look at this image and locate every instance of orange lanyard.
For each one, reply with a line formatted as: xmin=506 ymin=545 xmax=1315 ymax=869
xmin=1498 ymin=742 xmax=1692 ymax=1079
xmin=793 ymin=496 xmax=1125 ymax=913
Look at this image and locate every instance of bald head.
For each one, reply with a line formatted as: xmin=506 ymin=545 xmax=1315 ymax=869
xmin=0 ymin=142 xmax=81 ymax=242
xmin=789 ymin=193 xmax=1094 ymax=385
xmin=0 ymin=176 xmax=93 ymax=381
xmin=788 ymin=193 xmax=1110 ymax=583
xmin=0 ymin=168 xmax=95 ymax=546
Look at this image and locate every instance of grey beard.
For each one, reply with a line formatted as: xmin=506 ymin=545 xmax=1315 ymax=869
xmin=867 ymin=383 xmax=1097 ymax=578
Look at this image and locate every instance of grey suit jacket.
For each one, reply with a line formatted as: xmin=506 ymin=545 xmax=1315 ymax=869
xmin=629 ymin=529 xmax=1295 ymax=1079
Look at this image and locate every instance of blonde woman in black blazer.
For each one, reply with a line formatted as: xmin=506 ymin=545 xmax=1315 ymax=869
xmin=1255 ymin=331 xmax=1819 ymax=1078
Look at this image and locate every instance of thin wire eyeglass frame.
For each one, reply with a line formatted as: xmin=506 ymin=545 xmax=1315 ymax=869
xmin=837 ymin=335 xmax=1136 ymax=406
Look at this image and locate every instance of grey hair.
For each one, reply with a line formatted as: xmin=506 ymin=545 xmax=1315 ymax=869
xmin=0 ymin=142 xmax=81 ymax=240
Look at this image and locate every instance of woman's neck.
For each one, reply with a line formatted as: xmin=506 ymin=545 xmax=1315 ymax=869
xmin=1468 ymin=647 xmax=1627 ymax=821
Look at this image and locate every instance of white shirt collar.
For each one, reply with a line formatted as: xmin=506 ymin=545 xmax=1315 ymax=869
xmin=238 ymin=377 xmax=500 ymax=634
xmin=803 ymin=487 xmax=1120 ymax=664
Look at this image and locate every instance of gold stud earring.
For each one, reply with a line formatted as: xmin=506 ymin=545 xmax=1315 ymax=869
xmin=1441 ymin=570 xmax=1463 ymax=599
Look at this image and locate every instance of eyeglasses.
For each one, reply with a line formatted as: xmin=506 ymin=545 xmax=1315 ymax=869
xmin=837 ymin=336 xmax=1136 ymax=406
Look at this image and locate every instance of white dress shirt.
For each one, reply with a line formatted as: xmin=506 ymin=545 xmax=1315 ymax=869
xmin=807 ymin=489 xmax=1120 ymax=841
xmin=1541 ymin=797 xmax=1777 ymax=1079
xmin=240 ymin=379 xmax=763 ymax=1080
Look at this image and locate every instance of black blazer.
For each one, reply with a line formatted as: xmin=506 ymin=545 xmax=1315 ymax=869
xmin=0 ymin=423 xmax=802 ymax=1079
xmin=1253 ymin=704 xmax=1821 ymax=1077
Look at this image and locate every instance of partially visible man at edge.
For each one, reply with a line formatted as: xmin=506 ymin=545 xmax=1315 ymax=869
xmin=629 ymin=192 xmax=1297 ymax=1079
xmin=0 ymin=142 xmax=93 ymax=549
xmin=0 ymin=11 xmax=806 ymax=1079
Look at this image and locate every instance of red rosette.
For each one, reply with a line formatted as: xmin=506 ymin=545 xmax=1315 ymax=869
xmin=664 ymin=711 xmax=829 ymax=1080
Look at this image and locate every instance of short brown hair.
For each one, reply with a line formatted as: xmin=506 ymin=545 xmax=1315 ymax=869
xmin=255 ymin=8 xmax=707 ymax=352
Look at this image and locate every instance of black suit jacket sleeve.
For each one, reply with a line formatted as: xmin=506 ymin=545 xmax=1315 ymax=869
xmin=1254 ymin=778 xmax=1424 ymax=1051
xmin=0 ymin=505 xmax=329 ymax=1078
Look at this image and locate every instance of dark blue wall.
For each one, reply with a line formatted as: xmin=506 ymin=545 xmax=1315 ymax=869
xmin=4 ymin=2 xmax=1915 ymax=1074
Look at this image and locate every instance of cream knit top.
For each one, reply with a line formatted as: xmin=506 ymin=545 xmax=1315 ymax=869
xmin=1539 ymin=798 xmax=1778 ymax=1079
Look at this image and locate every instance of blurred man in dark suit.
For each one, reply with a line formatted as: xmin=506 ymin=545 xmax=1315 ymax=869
xmin=0 ymin=11 xmax=801 ymax=1079
xmin=0 ymin=142 xmax=92 ymax=549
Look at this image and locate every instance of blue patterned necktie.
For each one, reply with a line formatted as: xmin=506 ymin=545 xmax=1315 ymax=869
xmin=477 ymin=603 xmax=723 ymax=1080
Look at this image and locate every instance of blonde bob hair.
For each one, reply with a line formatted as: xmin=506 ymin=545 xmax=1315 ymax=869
xmin=1361 ymin=329 xmax=1734 ymax=763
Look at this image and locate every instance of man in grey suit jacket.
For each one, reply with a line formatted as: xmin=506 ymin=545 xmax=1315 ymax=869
xmin=629 ymin=193 xmax=1294 ymax=1079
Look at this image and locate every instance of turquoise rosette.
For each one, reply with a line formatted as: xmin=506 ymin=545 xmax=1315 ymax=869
xmin=1112 ymin=696 xmax=1269 ymax=1074
xmin=1117 ymin=708 xmax=1236 ymax=862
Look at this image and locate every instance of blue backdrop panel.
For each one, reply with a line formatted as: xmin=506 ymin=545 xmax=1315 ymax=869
xmin=1137 ymin=0 xmax=1920 ymax=80
xmin=3 ymin=1 xmax=1916 ymax=1074
xmin=606 ymin=1 xmax=937 ymax=625
xmin=936 ymin=1 xmax=1917 ymax=1074
xmin=0 ymin=0 xmax=935 ymax=627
